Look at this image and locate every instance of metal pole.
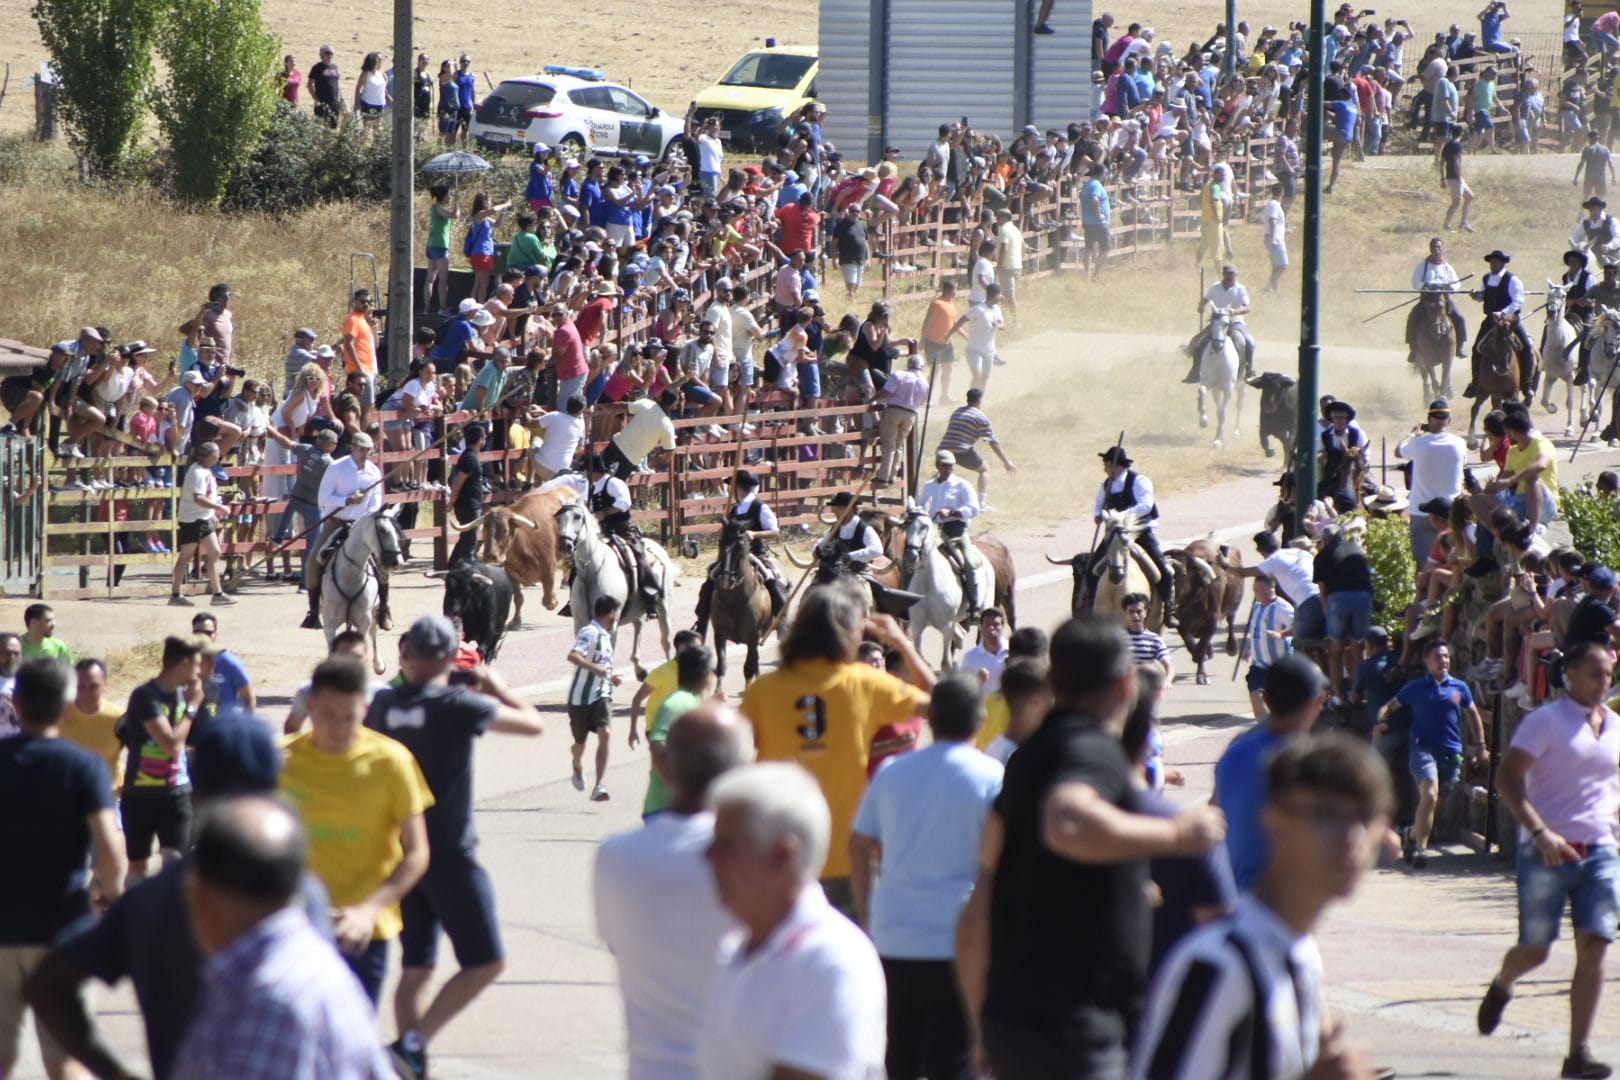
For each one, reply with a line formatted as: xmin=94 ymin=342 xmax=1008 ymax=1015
xmin=1224 ymin=0 xmax=1238 ymax=82
xmin=387 ymin=0 xmax=415 ymax=380
xmin=1293 ymin=0 xmax=1326 ymax=538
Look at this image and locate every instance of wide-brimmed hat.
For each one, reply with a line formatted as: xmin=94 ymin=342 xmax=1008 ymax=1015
xmin=1482 ymin=249 xmax=1511 ymax=263
xmin=1584 ymin=197 xmax=1607 ymax=211
xmin=1327 ymin=400 xmax=1357 ymax=419
xmin=1565 ymin=249 xmax=1590 ymax=268
xmin=1368 ymin=485 xmax=1408 ymax=513
xmin=470 ymin=309 xmax=497 ymax=327
xmin=829 ymin=491 xmax=859 ymax=508
xmin=583 ymin=452 xmax=608 ymax=473
xmin=1099 ymin=446 xmax=1133 ymax=467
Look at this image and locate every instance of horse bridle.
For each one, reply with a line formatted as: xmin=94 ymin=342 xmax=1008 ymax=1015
xmin=716 ymin=523 xmax=750 ymax=591
xmin=901 ymin=511 xmax=931 ymax=581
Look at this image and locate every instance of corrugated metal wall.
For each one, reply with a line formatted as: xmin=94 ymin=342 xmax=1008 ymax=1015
xmin=1029 ymin=4 xmax=1095 ymax=131
xmin=885 ymin=0 xmax=1020 ymax=158
xmin=819 ymin=0 xmax=879 ymax=162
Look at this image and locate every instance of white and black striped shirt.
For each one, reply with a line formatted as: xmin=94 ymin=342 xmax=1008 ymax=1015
xmin=1131 ymin=895 xmax=1324 ymax=1080
xmin=1129 ymin=629 xmax=1171 ymax=668
xmin=567 ymin=622 xmax=615 ymax=707
xmin=1246 ymin=600 xmax=1295 ymax=670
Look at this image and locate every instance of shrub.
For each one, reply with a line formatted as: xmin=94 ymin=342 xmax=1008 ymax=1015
xmin=31 ymin=0 xmax=164 ymax=180
xmin=1359 ymin=513 xmax=1416 ymax=640
xmin=153 ymin=0 xmax=280 ymax=205
xmin=1560 ymin=484 xmax=1620 ymax=568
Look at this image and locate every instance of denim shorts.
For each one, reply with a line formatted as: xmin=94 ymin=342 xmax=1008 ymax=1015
xmin=1516 ymin=844 xmax=1620 ymax=947
xmin=797 ymin=361 xmax=821 ymax=401
xmin=738 ymin=355 xmax=755 ymax=387
xmin=426 ymin=246 xmax=449 ymax=260
xmin=1325 ymin=590 xmax=1374 ymax=641
xmin=1410 ymin=744 xmax=1462 ymax=784
xmin=681 ymin=382 xmax=718 ymax=405
xmin=1294 ymin=594 xmax=1326 ymax=640
xmin=1504 ymin=486 xmax=1557 ymax=524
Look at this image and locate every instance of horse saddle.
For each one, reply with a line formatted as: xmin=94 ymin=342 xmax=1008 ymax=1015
xmin=608 ymin=531 xmax=661 ymax=600
xmin=316 ymin=522 xmax=351 ymax=564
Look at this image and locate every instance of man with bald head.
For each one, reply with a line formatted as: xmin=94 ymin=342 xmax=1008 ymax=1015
xmin=174 ymin=796 xmax=390 ymax=1079
xmin=595 ymin=704 xmax=748 ymax=1079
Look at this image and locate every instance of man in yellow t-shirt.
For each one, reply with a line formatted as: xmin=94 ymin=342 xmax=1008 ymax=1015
xmin=61 ymin=657 xmax=123 ymax=789
xmin=1493 ymin=411 xmax=1559 ymax=530
xmin=741 ymin=590 xmax=932 ymax=915
xmin=280 ymin=655 xmax=431 ymax=1004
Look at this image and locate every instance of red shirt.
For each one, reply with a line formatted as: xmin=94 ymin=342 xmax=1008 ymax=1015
xmin=1352 ymin=75 xmax=1375 ymax=114
xmin=573 ymin=297 xmax=615 ymax=346
xmin=775 ymin=204 xmax=820 ymax=255
xmin=551 ymin=319 xmax=588 ymax=380
xmin=867 ymin=716 xmax=925 ymax=778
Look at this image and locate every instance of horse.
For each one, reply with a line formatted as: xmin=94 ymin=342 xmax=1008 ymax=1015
xmin=1539 ymin=282 xmax=1581 ymax=436
xmin=1411 ymin=291 xmax=1458 ymax=406
xmin=876 ymin=509 xmax=1018 ymax=626
xmin=1197 ymin=308 xmax=1245 ymax=449
xmin=709 ymin=518 xmax=773 ymax=685
xmin=1467 ymin=316 xmax=1531 ymax=445
xmin=1585 ymin=306 xmax=1620 ymax=445
xmin=897 ymin=509 xmax=997 ymax=670
xmin=319 ymin=508 xmax=405 ymax=674
xmin=553 ymin=501 xmax=675 ymax=680
xmin=1088 ymin=509 xmax=1164 ymax=631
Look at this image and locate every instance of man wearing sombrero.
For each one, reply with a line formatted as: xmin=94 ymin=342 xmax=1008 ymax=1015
xmin=1465 ymin=249 xmax=1536 ymax=401
xmin=1560 ymin=249 xmax=1599 ymax=385
xmin=1093 ymin=445 xmax=1176 ymax=623
xmin=1318 ymin=400 xmax=1369 ymax=512
xmin=1570 ymin=195 xmax=1620 ymax=262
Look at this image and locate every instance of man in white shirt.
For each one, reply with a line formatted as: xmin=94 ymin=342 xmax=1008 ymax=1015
xmin=819 ymin=491 xmax=885 ymax=571
xmin=692 ymin=471 xmax=789 ymax=636
xmin=1132 ymin=737 xmax=1388 ymax=1080
xmin=303 ymin=431 xmax=386 ymax=630
xmin=596 ymin=705 xmax=748 ymax=1080
xmin=695 ymin=763 xmax=886 ymax=1080
xmin=689 ymin=110 xmax=724 ymax=197
xmin=1395 ymin=399 xmax=1467 ymax=562
xmin=1406 ymin=236 xmax=1469 ymax=363
xmin=969 ymin=241 xmax=997 ymax=304
xmin=528 ymin=396 xmax=587 ymax=482
xmin=700 ymin=285 xmax=735 ymax=412
xmin=727 ymin=287 xmax=767 ymax=413
xmin=1183 ymin=263 xmax=1255 ymax=383
xmin=608 ymin=390 xmax=679 ymax=479
xmin=961 ymin=607 xmax=1010 ymax=694
xmin=872 ymin=350 xmax=932 ymax=486
xmin=919 ymin=450 xmax=984 ymax=614
xmin=1259 ymin=183 xmax=1288 ymax=294
xmin=950 ymin=283 xmax=1006 ymax=397
xmin=994 ymin=209 xmax=1023 ymax=313
xmin=1237 ymin=529 xmax=1325 ymax=642
xmin=171 ymin=440 xmax=235 ymax=608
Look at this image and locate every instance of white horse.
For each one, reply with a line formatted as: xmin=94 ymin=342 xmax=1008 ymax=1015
xmin=319 ymin=508 xmax=406 ymax=674
xmin=1586 ymin=306 xmax=1620 ymax=445
xmin=554 ymin=501 xmax=675 ymax=679
xmin=1090 ymin=509 xmax=1164 ymax=631
xmin=898 ymin=508 xmax=996 ymax=671
xmin=1539 ymin=281 xmax=1581 ymax=436
xmin=1197 ymin=309 xmax=1245 ymax=449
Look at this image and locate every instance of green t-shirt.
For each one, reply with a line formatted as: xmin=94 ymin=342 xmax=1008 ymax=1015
xmin=21 ymin=637 xmax=72 ymax=664
xmin=507 ymin=230 xmax=544 ymax=269
xmin=641 ymin=689 xmax=703 ymax=816
xmin=428 ymin=202 xmax=453 ymax=251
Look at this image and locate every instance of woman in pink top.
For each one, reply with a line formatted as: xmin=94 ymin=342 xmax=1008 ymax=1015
xmin=545 ymin=307 xmax=590 ymax=405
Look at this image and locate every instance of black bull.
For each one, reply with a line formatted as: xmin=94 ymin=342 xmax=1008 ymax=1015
xmin=443 ymin=561 xmax=516 ymax=661
xmin=1249 ymin=371 xmax=1298 ymax=468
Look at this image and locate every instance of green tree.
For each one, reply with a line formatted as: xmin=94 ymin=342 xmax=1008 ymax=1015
xmin=154 ymin=0 xmax=279 ymax=204
xmin=31 ymin=0 xmax=163 ymax=179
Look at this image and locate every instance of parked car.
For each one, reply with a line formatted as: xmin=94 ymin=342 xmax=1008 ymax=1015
xmin=469 ymin=65 xmax=687 ymax=164
xmin=690 ymin=43 xmax=818 ymax=154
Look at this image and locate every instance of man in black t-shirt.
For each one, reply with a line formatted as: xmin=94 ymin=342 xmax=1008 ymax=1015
xmin=0 ymin=657 xmax=121 ymax=1079
xmin=1562 ymin=566 xmax=1620 ymax=649
xmin=1440 ymin=123 xmax=1475 ymax=232
xmin=448 ymin=423 xmax=488 ymax=568
xmin=364 ymin=615 xmax=545 ymax=1079
xmin=309 ymin=45 xmax=342 ymax=126
xmin=1314 ymin=525 xmax=1376 ymax=706
xmin=955 ymin=614 xmax=1226 ymax=1080
xmin=120 ymin=636 xmax=204 ymax=886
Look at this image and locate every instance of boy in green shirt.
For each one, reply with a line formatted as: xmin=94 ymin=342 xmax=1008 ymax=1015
xmin=21 ymin=603 xmax=72 ymax=664
xmin=641 ymin=644 xmax=715 ymax=818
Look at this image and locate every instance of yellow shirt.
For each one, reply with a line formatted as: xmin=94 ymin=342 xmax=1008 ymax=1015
xmin=279 ymin=727 xmax=433 ymax=940
xmin=975 ymin=692 xmax=1010 ymax=752
xmin=639 ymin=659 xmax=680 ymax=732
xmin=1504 ymin=434 xmax=1559 ymax=512
xmin=743 ymin=658 xmax=928 ymax=879
xmin=61 ymin=703 xmax=124 ymax=789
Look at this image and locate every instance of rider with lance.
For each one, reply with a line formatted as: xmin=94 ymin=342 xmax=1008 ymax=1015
xmin=1319 ymin=399 xmax=1370 ymax=511
xmin=1181 ymin=262 xmax=1256 ymax=383
xmin=584 ymin=452 xmax=662 ymax=609
xmin=1570 ymin=197 xmax=1620 ymax=266
xmin=1406 ymin=236 xmax=1469 ymax=366
xmin=818 ymin=491 xmax=885 ymax=571
xmin=1465 ymin=249 xmax=1537 ymax=401
xmin=302 ymin=431 xmax=387 ymax=631
xmin=1561 ymin=249 xmax=1599 ymax=386
xmin=1093 ymin=445 xmax=1176 ymax=625
xmin=692 ymin=469 xmax=789 ymax=635
xmin=917 ymin=449 xmax=983 ymax=616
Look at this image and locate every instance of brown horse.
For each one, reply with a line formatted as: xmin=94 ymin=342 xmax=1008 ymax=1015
xmin=1467 ymin=315 xmax=1535 ymax=444
xmin=709 ymin=518 xmax=773 ymax=685
xmin=1411 ymin=292 xmax=1458 ymax=406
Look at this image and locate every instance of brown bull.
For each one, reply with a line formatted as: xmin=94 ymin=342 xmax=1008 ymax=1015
xmin=448 ymin=484 xmax=581 ymax=628
xmin=1167 ymin=539 xmax=1244 ymax=685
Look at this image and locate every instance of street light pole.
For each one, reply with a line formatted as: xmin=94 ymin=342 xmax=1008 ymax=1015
xmin=1225 ymin=0 xmax=1238 ymax=81
xmin=387 ymin=0 xmax=414 ymax=378
xmin=1293 ymin=0 xmax=1326 ymax=538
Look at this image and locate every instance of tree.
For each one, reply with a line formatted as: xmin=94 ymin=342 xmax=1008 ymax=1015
xmin=154 ymin=0 xmax=280 ymax=205
xmin=31 ymin=0 xmax=163 ymax=180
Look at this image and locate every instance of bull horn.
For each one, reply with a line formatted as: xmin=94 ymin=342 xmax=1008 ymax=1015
xmin=508 ymin=514 xmax=538 ymax=529
xmin=783 ymin=546 xmax=814 ymax=569
xmin=445 ymin=511 xmax=489 ymax=533
xmin=1128 ymin=544 xmax=1162 ymax=584
xmin=1045 ymin=554 xmax=1077 ymax=566
xmin=1188 ymin=556 xmax=1216 ymax=583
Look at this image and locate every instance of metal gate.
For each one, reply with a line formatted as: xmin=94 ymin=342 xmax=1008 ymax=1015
xmin=0 ymin=433 xmax=43 ymax=595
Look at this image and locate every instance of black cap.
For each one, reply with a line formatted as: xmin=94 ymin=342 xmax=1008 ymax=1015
xmin=1427 ymin=398 xmax=1451 ymax=415
xmin=829 ymin=491 xmax=857 ymax=508
xmin=1417 ymin=497 xmax=1452 ymax=515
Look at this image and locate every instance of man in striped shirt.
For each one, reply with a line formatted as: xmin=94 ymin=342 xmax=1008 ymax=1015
xmin=1131 ymin=735 xmax=1390 ymax=1080
xmin=568 ymin=595 xmax=622 ymax=802
xmin=936 ymin=389 xmax=1017 ymax=511
xmin=1124 ymin=593 xmax=1174 ymax=681
xmin=1241 ymin=575 xmax=1294 ymax=722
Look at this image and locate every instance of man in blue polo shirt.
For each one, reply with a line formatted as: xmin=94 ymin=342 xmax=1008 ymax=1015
xmin=430 ymin=300 xmax=485 ymax=366
xmin=1376 ymin=639 xmax=1486 ymax=868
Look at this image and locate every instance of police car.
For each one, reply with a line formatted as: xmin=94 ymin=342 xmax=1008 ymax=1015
xmin=468 ymin=66 xmax=688 ymax=164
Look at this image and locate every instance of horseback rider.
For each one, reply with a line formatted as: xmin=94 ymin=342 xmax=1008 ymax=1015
xmin=1570 ymin=196 xmax=1620 ymax=265
xmin=1092 ymin=446 xmax=1176 ymax=625
xmin=584 ymin=451 xmax=662 ymax=609
xmin=917 ymin=450 xmax=983 ymax=617
xmin=302 ymin=431 xmax=388 ymax=631
xmin=818 ymin=491 xmax=885 ymax=572
xmin=1318 ymin=399 xmax=1370 ymax=512
xmin=692 ymin=469 xmax=789 ymax=636
xmin=1465 ymin=249 xmax=1537 ymax=401
xmin=1405 ymin=236 xmax=1469 ymax=364
xmin=1182 ymin=263 xmax=1256 ymax=383
xmin=1562 ymin=249 xmax=1599 ymax=385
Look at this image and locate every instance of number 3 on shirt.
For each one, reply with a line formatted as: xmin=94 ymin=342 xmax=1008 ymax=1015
xmin=794 ymin=694 xmax=827 ymax=745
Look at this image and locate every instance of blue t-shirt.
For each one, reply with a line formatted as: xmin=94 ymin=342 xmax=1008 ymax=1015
xmin=463 ymin=216 xmax=495 ymax=257
xmin=851 ymin=742 xmax=1003 ymax=960
xmin=1394 ymin=674 xmax=1473 ymax=753
xmin=1353 ymin=652 xmax=1400 ymax=733
xmin=1213 ymin=724 xmax=1288 ymax=889
xmin=208 ymin=650 xmax=251 ymax=711
xmin=365 ymin=680 xmax=497 ymax=854
xmin=581 ymin=180 xmax=607 ymax=228
xmin=431 ymin=316 xmax=478 ymax=362
xmin=1480 ymin=11 xmax=1505 ymax=46
xmin=454 ymin=71 xmax=476 ymax=110
xmin=1081 ymin=177 xmax=1111 ymax=225
xmin=526 ymin=162 xmax=553 ymax=204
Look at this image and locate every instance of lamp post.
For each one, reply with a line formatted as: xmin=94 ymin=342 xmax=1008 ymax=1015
xmin=387 ymin=0 xmax=414 ymax=378
xmin=1225 ymin=0 xmax=1238 ymax=81
xmin=1293 ymin=0 xmax=1326 ymax=538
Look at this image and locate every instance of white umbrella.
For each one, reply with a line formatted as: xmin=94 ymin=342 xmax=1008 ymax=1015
xmin=421 ymin=150 xmax=492 ymax=191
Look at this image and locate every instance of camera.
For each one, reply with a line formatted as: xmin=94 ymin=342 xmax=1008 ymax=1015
xmin=225 ymin=364 xmax=247 ymax=377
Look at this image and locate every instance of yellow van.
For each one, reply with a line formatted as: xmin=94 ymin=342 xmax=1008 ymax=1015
xmin=690 ymin=43 xmax=818 ymax=154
